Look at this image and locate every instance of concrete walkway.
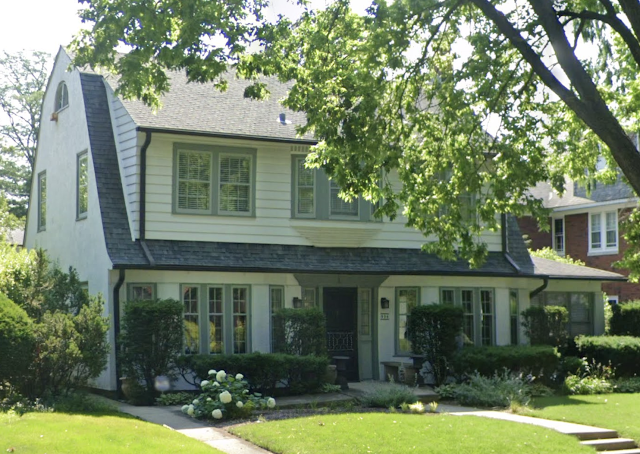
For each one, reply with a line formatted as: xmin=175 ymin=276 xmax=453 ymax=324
xmin=111 ymin=397 xmax=639 ymax=454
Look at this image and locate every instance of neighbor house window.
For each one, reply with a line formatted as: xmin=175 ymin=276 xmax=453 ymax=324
xmin=54 ymin=81 xmax=69 ymax=112
xmin=37 ymin=171 xmax=46 ymax=231
xmin=531 ymin=292 xmax=594 ymax=337
xmin=270 ymin=286 xmax=284 ymax=352
xmin=439 ymin=287 xmax=495 ymax=346
xmin=128 ymin=284 xmax=155 ymax=301
xmin=589 ymin=211 xmax=618 ymax=253
xmin=396 ymin=287 xmax=419 ymax=355
xmin=181 ymin=284 xmax=251 ymax=355
xmin=291 ymin=155 xmax=377 ymax=221
xmin=77 ymin=152 xmax=88 ymax=219
xmin=174 ymin=144 xmax=255 ymax=216
xmin=553 ymin=218 xmax=564 ymax=254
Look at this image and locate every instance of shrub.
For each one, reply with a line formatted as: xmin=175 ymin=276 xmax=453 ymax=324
xmin=613 ymin=377 xmax=640 ymax=393
xmin=610 ymin=300 xmax=640 ymax=337
xmin=575 ymin=335 xmax=640 ymax=377
xmin=272 ymin=307 xmax=327 ymax=357
xmin=452 ymin=345 xmax=559 ymax=382
xmin=27 ymin=299 xmax=109 ymax=398
xmin=119 ymin=298 xmax=184 ymax=403
xmin=407 ymin=304 xmax=463 ymax=385
xmin=564 ymin=375 xmax=613 ymax=395
xmin=521 ymin=305 xmax=569 ymax=347
xmin=182 ymin=370 xmax=275 ymax=420
xmin=156 ymin=392 xmax=195 ymax=406
xmin=0 ymin=293 xmax=34 ymax=391
xmin=436 ymin=372 xmax=532 ymax=408
xmin=178 ymin=352 xmax=329 ymax=395
xmin=357 ymin=381 xmax=418 ymax=408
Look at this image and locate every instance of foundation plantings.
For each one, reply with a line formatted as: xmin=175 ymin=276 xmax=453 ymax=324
xmin=182 ymin=369 xmax=276 ymax=421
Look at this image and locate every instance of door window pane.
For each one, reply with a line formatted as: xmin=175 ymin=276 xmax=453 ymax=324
xmin=358 ymin=289 xmax=371 ymax=336
xmin=209 ymin=287 xmax=224 ymax=354
xmin=397 ymin=288 xmax=418 ymax=354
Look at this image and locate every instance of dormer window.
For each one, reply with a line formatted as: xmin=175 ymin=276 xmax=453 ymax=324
xmin=54 ymin=82 xmax=69 ymax=112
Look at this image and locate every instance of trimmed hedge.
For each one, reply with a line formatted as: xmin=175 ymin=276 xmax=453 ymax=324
xmin=452 ymin=345 xmax=560 ymax=380
xmin=272 ymin=308 xmax=327 ymax=357
xmin=407 ymin=304 xmax=463 ymax=385
xmin=610 ymin=301 xmax=640 ymax=337
xmin=575 ymin=335 xmax=640 ymax=377
xmin=177 ymin=352 xmax=329 ymax=395
xmin=0 ymin=293 xmax=34 ymax=388
xmin=521 ymin=305 xmax=569 ymax=347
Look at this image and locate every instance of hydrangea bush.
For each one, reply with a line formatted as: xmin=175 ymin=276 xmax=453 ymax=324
xmin=181 ymin=369 xmax=276 ymax=420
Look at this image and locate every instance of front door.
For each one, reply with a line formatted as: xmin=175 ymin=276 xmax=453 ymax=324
xmin=324 ymin=287 xmax=359 ymax=381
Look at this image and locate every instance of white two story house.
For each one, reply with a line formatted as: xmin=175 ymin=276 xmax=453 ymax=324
xmin=25 ymin=48 xmax=625 ymax=391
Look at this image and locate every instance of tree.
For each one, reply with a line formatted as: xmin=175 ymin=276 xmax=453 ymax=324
xmin=72 ymin=0 xmax=640 ymax=269
xmin=0 ymin=51 xmax=49 ymax=219
xmin=529 ymin=247 xmax=585 ymax=266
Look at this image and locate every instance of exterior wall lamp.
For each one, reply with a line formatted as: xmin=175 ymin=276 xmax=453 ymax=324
xmin=380 ymin=297 xmax=390 ymax=309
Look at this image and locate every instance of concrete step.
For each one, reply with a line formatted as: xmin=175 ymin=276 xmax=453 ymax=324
xmin=581 ymin=438 xmax=637 ymax=451
xmin=600 ymin=449 xmax=640 ymax=454
xmin=569 ymin=429 xmax=619 ymax=441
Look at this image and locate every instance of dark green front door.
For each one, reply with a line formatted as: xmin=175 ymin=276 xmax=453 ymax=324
xmin=324 ymin=287 xmax=359 ymax=381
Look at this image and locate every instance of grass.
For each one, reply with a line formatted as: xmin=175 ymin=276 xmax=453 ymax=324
xmin=231 ymin=413 xmax=594 ymax=454
xmin=0 ymin=411 xmax=224 ymax=454
xmin=528 ymin=393 xmax=640 ymax=443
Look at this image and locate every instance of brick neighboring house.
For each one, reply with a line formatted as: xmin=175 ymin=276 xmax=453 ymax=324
xmin=518 ymin=178 xmax=639 ymax=303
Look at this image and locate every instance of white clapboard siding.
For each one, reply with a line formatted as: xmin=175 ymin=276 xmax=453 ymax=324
xmin=138 ymin=135 xmax=502 ymax=251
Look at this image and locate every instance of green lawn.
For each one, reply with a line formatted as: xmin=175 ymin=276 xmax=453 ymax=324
xmin=231 ymin=413 xmax=594 ymax=454
xmin=0 ymin=411 xmax=223 ymax=454
xmin=529 ymin=393 xmax=640 ymax=443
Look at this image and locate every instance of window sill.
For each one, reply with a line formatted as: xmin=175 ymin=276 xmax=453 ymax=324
xmin=76 ymin=214 xmax=88 ymax=221
xmin=172 ymin=210 xmax=255 ymax=218
xmin=588 ymin=249 xmax=618 ymax=257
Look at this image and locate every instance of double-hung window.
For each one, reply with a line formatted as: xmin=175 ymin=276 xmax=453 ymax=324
xmin=439 ymin=287 xmax=495 ymax=346
xmin=553 ymin=218 xmax=564 ymax=254
xmin=396 ymin=287 xmax=419 ymax=355
xmin=37 ymin=171 xmax=46 ymax=231
xmin=174 ymin=144 xmax=256 ymax=216
xmin=181 ymin=284 xmax=251 ymax=355
xmin=589 ymin=211 xmax=618 ymax=254
xmin=292 ymin=155 xmax=377 ymax=221
xmin=128 ymin=283 xmax=156 ymax=301
xmin=531 ymin=292 xmax=594 ymax=336
xmin=77 ymin=152 xmax=88 ymax=219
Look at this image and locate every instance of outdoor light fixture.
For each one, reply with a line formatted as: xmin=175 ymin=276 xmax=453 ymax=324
xmin=380 ymin=297 xmax=390 ymax=309
xmin=292 ymin=297 xmax=302 ymax=308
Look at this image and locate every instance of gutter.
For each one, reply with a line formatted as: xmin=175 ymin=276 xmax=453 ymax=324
xmin=113 ymin=268 xmax=126 ymax=397
xmin=136 ymin=126 xmax=317 ymax=146
xmin=552 ymin=198 xmax=638 ymax=213
xmin=139 ymin=131 xmax=152 ymax=241
xmin=529 ymin=277 xmax=549 ymax=299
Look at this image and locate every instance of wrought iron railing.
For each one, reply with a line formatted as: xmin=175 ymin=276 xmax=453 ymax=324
xmin=327 ymin=331 xmax=354 ymax=351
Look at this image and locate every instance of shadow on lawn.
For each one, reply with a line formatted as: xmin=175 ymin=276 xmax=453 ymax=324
xmin=531 ymin=396 xmax=606 ymax=410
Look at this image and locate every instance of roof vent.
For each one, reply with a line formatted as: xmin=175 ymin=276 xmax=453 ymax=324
xmin=278 ymin=113 xmax=292 ymax=125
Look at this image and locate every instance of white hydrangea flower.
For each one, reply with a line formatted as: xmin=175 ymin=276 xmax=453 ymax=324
xmin=235 ymin=373 xmax=244 ymax=380
xmin=212 ymin=409 xmax=223 ymax=419
xmin=236 ymin=401 xmax=244 ymax=408
xmin=216 ymin=370 xmax=227 ymax=382
xmin=267 ymin=398 xmax=276 ymax=409
xmin=212 ymin=381 xmax=220 ymax=387
xmin=193 ymin=399 xmax=199 ymax=405
xmin=181 ymin=405 xmax=189 ymax=414
xmin=208 ymin=369 xmax=217 ymax=376
xmin=187 ymin=405 xmax=195 ymax=416
xmin=206 ymin=397 xmax=212 ymax=402
xmin=200 ymin=380 xmax=210 ymax=388
xmin=219 ymin=391 xmax=232 ymax=404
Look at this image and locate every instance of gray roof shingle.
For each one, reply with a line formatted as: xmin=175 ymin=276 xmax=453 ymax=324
xmin=80 ymin=71 xmax=625 ymax=282
xmin=532 ymin=256 xmax=626 ymax=281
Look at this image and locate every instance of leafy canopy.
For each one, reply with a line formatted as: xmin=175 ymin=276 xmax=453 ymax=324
xmin=73 ymin=0 xmax=640 ymax=268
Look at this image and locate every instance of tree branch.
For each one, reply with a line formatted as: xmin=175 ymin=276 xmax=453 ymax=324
xmin=618 ymin=0 xmax=640 ymax=47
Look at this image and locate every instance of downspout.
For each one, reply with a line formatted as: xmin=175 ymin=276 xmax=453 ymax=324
xmin=139 ymin=131 xmax=152 ymax=241
xmin=529 ymin=278 xmax=549 ymax=299
xmin=113 ymin=268 xmax=126 ymax=397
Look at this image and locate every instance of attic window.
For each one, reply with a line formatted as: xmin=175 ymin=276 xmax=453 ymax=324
xmin=54 ymin=82 xmax=69 ymax=112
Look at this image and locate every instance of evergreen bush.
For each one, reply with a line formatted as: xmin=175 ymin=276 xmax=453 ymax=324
xmin=610 ymin=300 xmax=640 ymax=337
xmin=407 ymin=304 xmax=463 ymax=385
xmin=575 ymin=335 xmax=640 ymax=377
xmin=0 ymin=293 xmax=34 ymax=391
xmin=272 ymin=307 xmax=327 ymax=357
xmin=119 ymin=298 xmax=184 ymax=403
xmin=521 ymin=305 xmax=569 ymax=347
